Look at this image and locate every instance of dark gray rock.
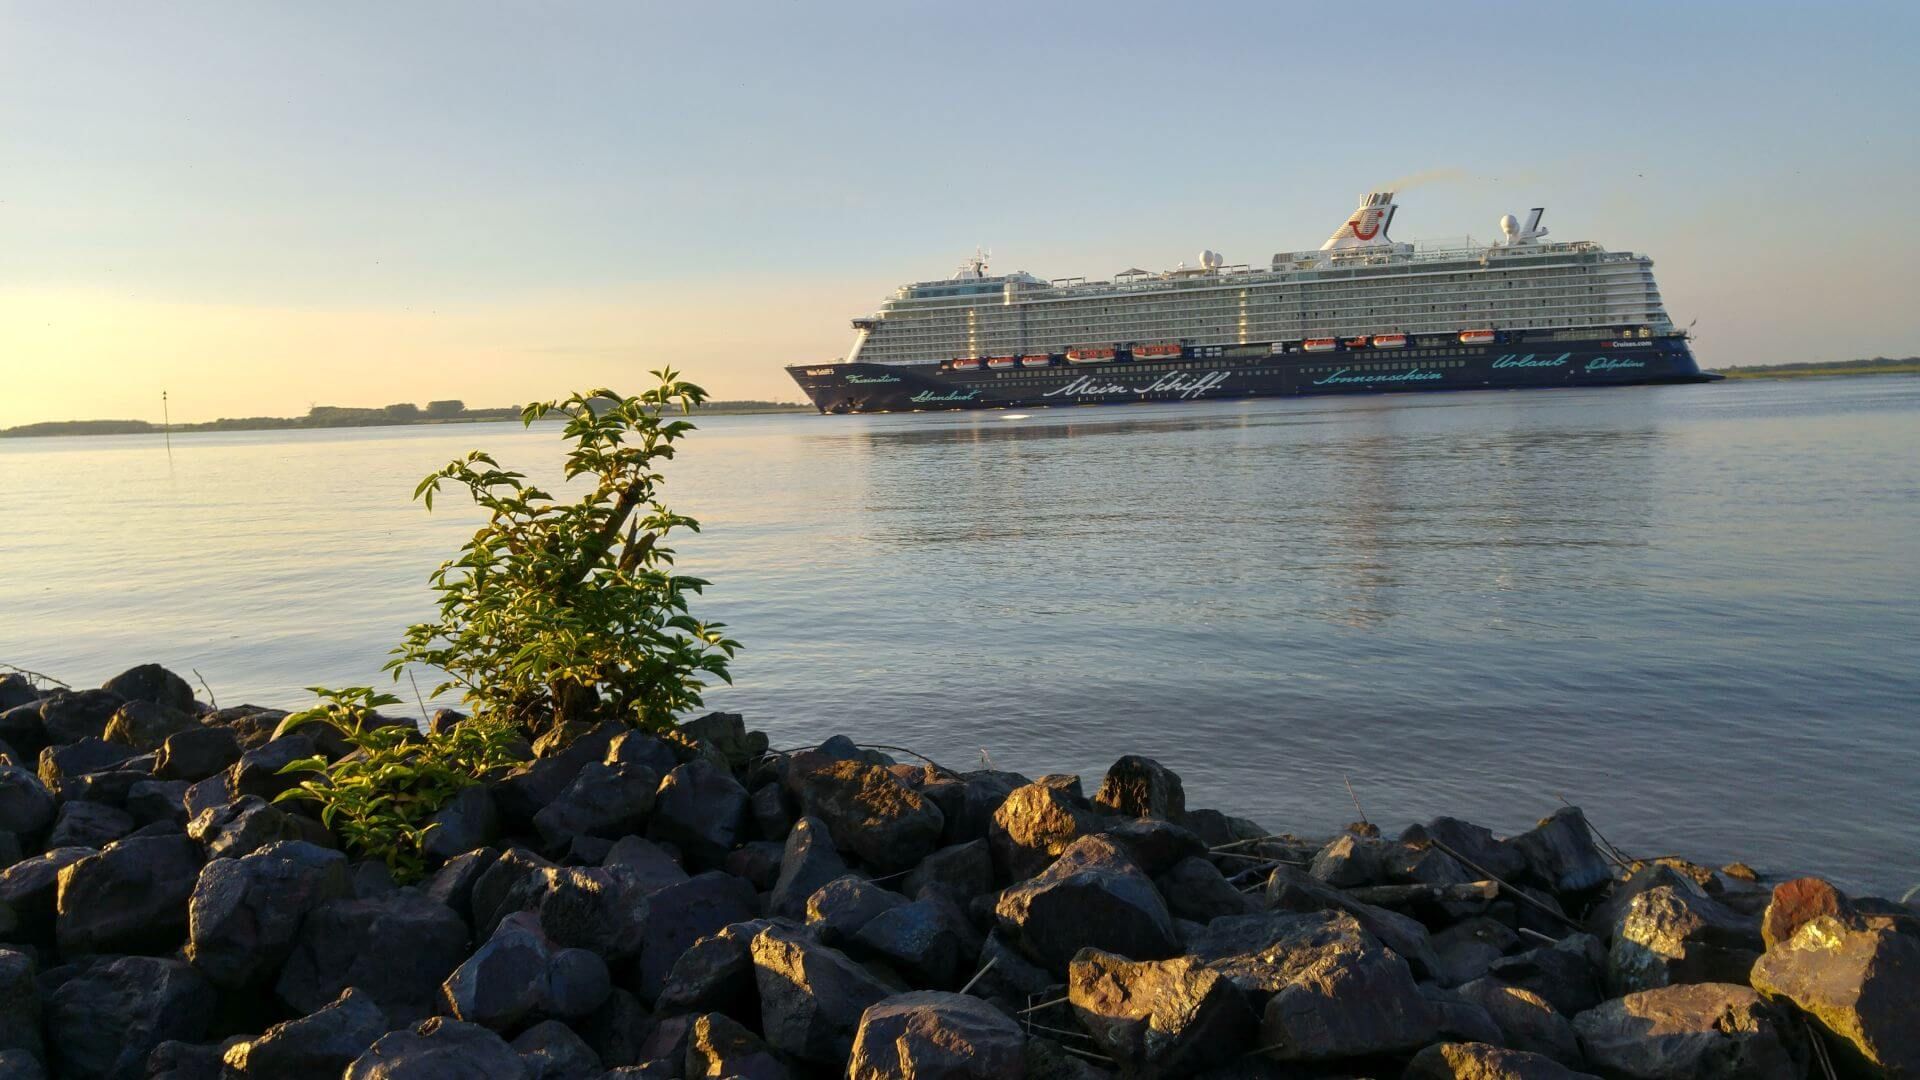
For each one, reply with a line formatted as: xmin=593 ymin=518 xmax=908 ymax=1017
xmin=996 ymin=834 xmax=1177 ymax=973
xmin=633 ymin=1015 xmax=695 ymax=1073
xmin=1091 ymin=755 xmax=1186 ymax=821
xmin=1423 ymin=984 xmax=1508 ymax=1048
xmin=1068 ymin=948 xmax=1251 ymax=1074
xmin=101 ymin=700 xmax=195 ymax=752
xmin=187 ymin=839 xmax=352 ymax=989
xmin=493 ymin=723 xmax=625 ymax=826
xmin=276 ymin=889 xmax=471 ymax=1024
xmin=852 ymin=891 xmax=981 ymax=988
xmin=1607 ymin=884 xmax=1763 ymax=994
xmin=182 ymin=774 xmax=231 ymax=821
xmin=199 ymin=706 xmax=285 ymax=752
xmin=534 ymin=763 xmax=657 ymax=851
xmin=442 ymin=910 xmax=612 ymax=1031
xmin=0 ymin=846 xmax=94 ymax=941
xmin=125 ymin=779 xmax=191 ymax=828
xmin=0 ymin=1049 xmax=45 ymax=1080
xmin=1263 ymin=863 xmax=1441 ymax=980
xmin=547 ymin=946 xmax=615 ymax=1021
xmin=768 ymin=816 xmax=846 ymax=918
xmin=470 ymin=847 xmax=557 ymax=933
xmin=989 ymin=774 xmax=1104 ymax=882
xmin=749 ymin=782 xmax=791 ymax=842
xmin=226 ymin=735 xmax=318 ymax=802
xmin=51 ymin=766 xmax=152 ymax=807
xmin=1430 ymin=916 xmax=1519 ymax=988
xmin=600 ymin=836 xmax=688 ymax=895
xmin=676 ymin=710 xmax=756 ymax=770
xmin=684 ymin=1011 xmax=786 ymax=1080
xmin=789 ymin=756 xmax=944 ymax=874
xmin=1405 ymin=1042 xmax=1601 ymax=1080
xmin=722 ymin=840 xmax=783 ymax=892
xmin=606 ymin=731 xmax=678 ymax=776
xmin=421 ymin=784 xmax=499 ymax=864
xmin=633 ymin=871 xmax=758 ymax=1001
xmin=47 ymin=956 xmax=216 ymax=1080
xmin=491 ymin=864 xmax=649 ymax=967
xmin=513 ymin=1019 xmax=602 ymax=1080
xmin=345 ymin=1017 xmax=529 ymax=1079
xmin=849 ymin=991 xmax=1026 ymax=1080
xmin=968 ymin=930 xmax=1054 ymax=1016
xmin=1573 ymin=982 xmax=1802 ymax=1079
xmin=1253 ymin=913 xmax=1436 ymax=1063
xmin=0 ymin=765 xmax=55 ymax=836
xmin=1402 ymin=816 xmax=1529 ymax=881
xmin=904 ymin=837 xmax=995 ymax=905
xmin=1309 ymin=833 xmax=1390 ymax=888
xmin=805 ymin=874 xmax=906 ymax=948
xmin=1509 ymin=807 xmax=1611 ymax=897
xmin=647 ymin=759 xmax=749 ymax=870
xmin=0 ymin=704 xmax=46 ymax=762
xmin=1455 ymin=977 xmax=1581 ymax=1065
xmin=0 ymin=947 xmax=40 ymax=1063
xmin=39 ymin=688 xmax=127 ymax=745
xmin=186 ymin=795 xmax=304 ymax=860
xmin=101 ymin=664 xmax=195 ymax=712
xmin=570 ymin=987 xmax=651 ymax=1070
xmin=1488 ymin=932 xmax=1607 ymax=1016
xmin=1750 ymin=913 xmax=1919 ymax=1077
xmin=1098 ymin=817 xmax=1206 ymax=876
xmin=48 ymin=799 xmax=133 ymax=849
xmin=1157 ymin=855 xmax=1258 ymax=923
xmin=425 ymin=846 xmax=499 ymax=923
xmin=749 ymin=923 xmax=893 ymax=1065
xmin=55 ymin=833 xmax=202 ymax=955
xmin=221 ymin=985 xmax=388 ymax=1077
xmin=39 ymin=737 xmax=137 ymax=784
xmin=948 ymin=769 xmax=1025 ymax=845
xmin=656 ymin=919 xmax=768 ymax=1018
xmin=0 ymin=676 xmax=36 ymax=714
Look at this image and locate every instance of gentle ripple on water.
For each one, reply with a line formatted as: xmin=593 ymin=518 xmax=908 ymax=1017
xmin=2 ymin=376 xmax=1917 ymax=894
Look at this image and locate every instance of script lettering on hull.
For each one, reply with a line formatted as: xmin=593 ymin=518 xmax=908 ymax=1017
xmin=1492 ymin=353 xmax=1572 ymax=369
xmin=911 ymin=389 xmax=980 ymax=403
xmin=1311 ymin=367 xmax=1444 ymax=386
xmin=1043 ymin=370 xmax=1230 ymax=400
xmin=1586 ymin=357 xmax=1647 ymax=371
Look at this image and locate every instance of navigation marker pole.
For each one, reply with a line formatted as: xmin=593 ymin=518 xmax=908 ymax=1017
xmin=162 ymin=390 xmax=173 ymax=465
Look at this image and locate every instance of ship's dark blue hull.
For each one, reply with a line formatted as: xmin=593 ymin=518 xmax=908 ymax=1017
xmin=787 ymin=334 xmax=1716 ymax=414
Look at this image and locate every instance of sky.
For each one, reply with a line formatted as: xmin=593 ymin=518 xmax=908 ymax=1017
xmin=2 ymin=1 xmax=1917 ymax=425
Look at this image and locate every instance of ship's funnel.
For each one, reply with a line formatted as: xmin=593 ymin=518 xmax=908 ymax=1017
xmin=1320 ymin=192 xmax=1399 ymax=252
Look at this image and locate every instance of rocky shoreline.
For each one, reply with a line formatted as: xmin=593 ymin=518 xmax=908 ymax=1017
xmin=0 ymin=665 xmax=1913 ymax=1079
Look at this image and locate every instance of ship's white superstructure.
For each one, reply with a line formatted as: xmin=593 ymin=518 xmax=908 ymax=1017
xmin=843 ymin=193 xmax=1672 ymax=367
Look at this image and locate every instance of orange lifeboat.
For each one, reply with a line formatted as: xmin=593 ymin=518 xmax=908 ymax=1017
xmin=1066 ymin=346 xmax=1117 ymax=364
xmin=1371 ymin=333 xmax=1407 ymax=349
xmin=1019 ymin=354 xmax=1054 ymax=368
xmin=1132 ymin=343 xmax=1182 ymax=361
xmin=1346 ymin=336 xmax=1370 ymax=349
xmin=950 ymin=357 xmax=982 ymax=372
xmin=1459 ymin=329 xmax=1496 ymax=345
xmin=1302 ymin=338 xmax=1339 ymax=353
xmin=985 ymin=356 xmax=1018 ymax=370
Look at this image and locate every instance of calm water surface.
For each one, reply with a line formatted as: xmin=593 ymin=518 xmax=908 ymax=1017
xmin=4 ymin=377 xmax=1917 ymax=894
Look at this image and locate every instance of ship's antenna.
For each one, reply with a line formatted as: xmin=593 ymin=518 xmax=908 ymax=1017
xmin=161 ymin=390 xmax=173 ymax=465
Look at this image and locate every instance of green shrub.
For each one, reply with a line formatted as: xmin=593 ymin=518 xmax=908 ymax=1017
xmin=387 ymin=372 xmax=740 ymax=739
xmin=273 ymin=686 xmax=521 ymax=881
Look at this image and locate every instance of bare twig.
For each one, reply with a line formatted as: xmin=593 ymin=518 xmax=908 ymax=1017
xmin=1057 ymin=1044 xmax=1116 ymax=1064
xmin=0 ymin=662 xmax=68 ymax=689
xmin=1210 ymin=834 xmax=1309 ymax=852
xmin=191 ymin=668 xmax=218 ymax=712
xmin=1345 ymin=775 xmax=1368 ymax=825
xmin=1427 ymin=837 xmax=1584 ymax=931
xmin=1806 ymin=1018 xmax=1839 ymax=1080
xmin=1560 ymin=796 xmax=1637 ymax=871
xmin=1346 ymin=881 xmax=1499 ymax=906
xmin=958 ymin=956 xmax=998 ymax=996
xmin=1517 ymin=926 xmax=1561 ymax=947
xmin=1017 ymin=995 xmax=1069 ymax=1015
xmin=1210 ymin=850 xmax=1309 ymax=865
xmin=407 ymin=670 xmax=430 ymax=724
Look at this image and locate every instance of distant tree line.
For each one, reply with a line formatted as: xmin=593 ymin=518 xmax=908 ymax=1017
xmin=1714 ymin=356 xmax=1918 ymax=373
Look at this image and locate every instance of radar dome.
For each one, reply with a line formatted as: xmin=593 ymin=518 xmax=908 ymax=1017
xmin=1500 ymin=214 xmax=1520 ymax=240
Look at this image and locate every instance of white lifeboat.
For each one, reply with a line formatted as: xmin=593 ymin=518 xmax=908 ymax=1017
xmin=1132 ymin=343 xmax=1182 ymax=361
xmin=1067 ymin=346 xmax=1117 ymax=364
xmin=1019 ymin=354 xmax=1054 ymax=368
xmin=1459 ymin=329 xmax=1496 ymax=345
xmin=985 ymin=356 xmax=1018 ymax=370
xmin=951 ymin=357 xmax=982 ymax=372
xmin=1371 ymin=333 xmax=1407 ymax=349
xmin=1302 ymin=338 xmax=1339 ymax=353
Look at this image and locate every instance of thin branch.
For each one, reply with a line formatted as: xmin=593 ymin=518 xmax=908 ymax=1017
xmin=1427 ymin=836 xmax=1584 ymax=931
xmin=1016 ymin=995 xmax=1069 ymax=1015
xmin=0 ymin=662 xmax=68 ymax=689
xmin=191 ymin=668 xmax=218 ymax=712
xmin=958 ymin=956 xmax=998 ymax=996
xmin=1344 ymin=774 xmax=1368 ymax=825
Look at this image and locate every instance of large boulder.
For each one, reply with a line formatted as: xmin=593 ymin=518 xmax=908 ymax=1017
xmin=421 ymin=784 xmax=500 ymax=864
xmin=805 ymin=874 xmax=907 ymax=948
xmin=101 ymin=700 xmax=195 ymax=752
xmin=1068 ymin=948 xmax=1251 ymax=1074
xmin=768 ymin=815 xmax=847 ymax=918
xmin=904 ymin=837 xmax=996 ymax=905
xmin=186 ymin=839 xmax=351 ymax=988
xmin=789 ymin=757 xmax=944 ymax=874
xmin=656 ymin=919 xmax=768 ymax=1018
xmin=39 ymin=737 xmax=137 ymax=784
xmin=0 ymin=947 xmax=41 ymax=1064
xmin=1252 ymin=913 xmax=1436 ymax=1063
xmin=1572 ymin=982 xmax=1801 ymax=1079
xmin=1508 ymin=807 xmax=1611 ymax=897
xmin=1454 ymin=978 xmax=1581 ymax=1065
xmin=989 ymin=775 xmax=1104 ymax=882
xmin=491 ymin=723 xmax=624 ymax=826
xmin=101 ymin=664 xmax=195 ymax=712
xmin=154 ymin=726 xmax=242 ymax=783
xmin=1403 ymin=816 xmax=1529 ymax=881
xmin=46 ymin=800 xmax=133 ymax=849
xmin=1264 ymin=863 xmax=1441 ymax=980
xmin=55 ymin=833 xmax=203 ymax=955
xmin=186 ymin=795 xmax=307 ymax=860
xmin=851 ymin=891 xmax=981 ymax=988
xmin=647 ymin=759 xmax=749 ymax=869
xmin=1759 ymin=876 xmax=1857 ymax=950
xmin=441 ymin=911 xmax=611 ymax=1030
xmin=995 ymin=834 xmax=1177 ymax=973
xmin=221 ymin=986 xmax=388 ymax=1077
xmin=1750 ymin=913 xmax=1920 ymax=1076
xmin=1091 ymin=755 xmax=1185 ymax=821
xmin=1607 ymin=884 xmax=1763 ymax=994
xmin=0 ymin=846 xmax=95 ymax=940
xmin=226 ymin=734 xmax=319 ymax=802
xmin=1308 ymin=833 xmax=1390 ymax=888
xmin=276 ymin=889 xmax=471 ymax=1024
xmin=47 ymin=956 xmax=216 ymax=1080
xmin=849 ymin=991 xmax=1026 ymax=1080
xmin=510 ymin=1018 xmax=601 ymax=1080
xmin=532 ymin=762 xmax=657 ymax=852
xmin=749 ymin=924 xmax=893 ymax=1065
xmin=1487 ymin=932 xmax=1608 ymax=1017
xmin=600 ymin=835 xmax=689 ymax=895
xmin=632 ymin=871 xmax=758 ymax=1001
xmin=39 ymin=688 xmax=127 ymax=745
xmin=486 ymin=864 xmax=649 ymax=966
xmin=345 ymin=1017 xmax=529 ymax=1079
xmin=1405 ymin=1042 xmax=1601 ymax=1080
xmin=683 ymin=1011 xmax=786 ymax=1079
xmin=0 ymin=765 xmax=55 ymax=835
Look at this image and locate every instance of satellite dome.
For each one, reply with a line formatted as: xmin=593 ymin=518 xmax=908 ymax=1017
xmin=1500 ymin=214 xmax=1520 ymax=240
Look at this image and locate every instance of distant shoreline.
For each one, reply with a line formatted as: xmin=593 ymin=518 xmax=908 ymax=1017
xmin=0 ymin=400 xmax=813 ymax=440
xmin=1705 ymin=357 xmax=1920 ymax=380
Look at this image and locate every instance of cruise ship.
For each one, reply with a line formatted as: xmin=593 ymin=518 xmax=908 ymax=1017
xmin=786 ymin=192 xmax=1717 ymax=413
